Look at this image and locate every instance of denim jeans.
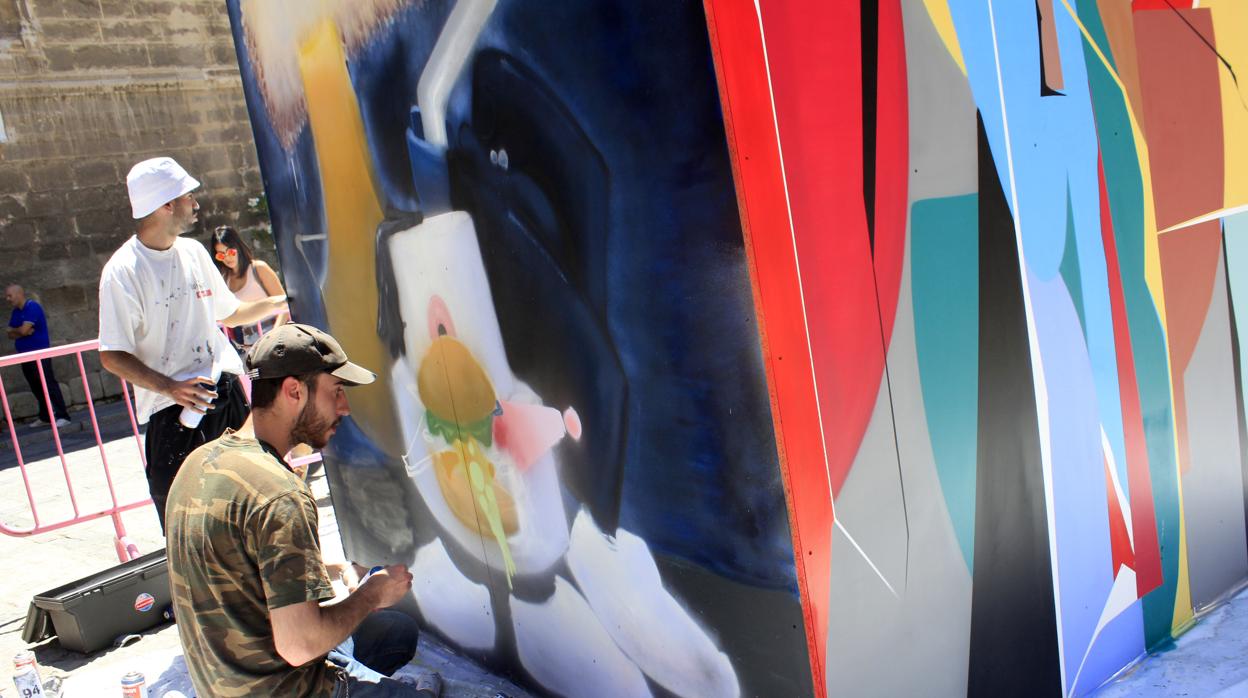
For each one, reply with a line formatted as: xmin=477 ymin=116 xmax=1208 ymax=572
xmin=329 ymin=610 xmax=427 ymax=697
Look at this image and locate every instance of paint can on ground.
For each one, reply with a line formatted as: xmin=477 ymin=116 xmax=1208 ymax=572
xmin=12 ymin=666 xmax=44 ymax=697
xmin=119 ymin=670 xmax=146 ymax=697
xmin=12 ymin=651 xmax=37 ymax=673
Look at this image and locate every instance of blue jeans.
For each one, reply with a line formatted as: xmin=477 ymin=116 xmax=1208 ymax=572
xmin=329 ymin=610 xmax=426 ymax=697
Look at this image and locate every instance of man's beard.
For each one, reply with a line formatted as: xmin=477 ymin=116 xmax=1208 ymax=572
xmin=290 ymin=400 xmax=339 ymax=449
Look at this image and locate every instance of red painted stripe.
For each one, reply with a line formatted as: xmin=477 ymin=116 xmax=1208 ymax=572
xmin=702 ymin=1 xmax=831 ymax=692
xmin=1132 ymin=0 xmax=1195 ymax=11
xmin=1098 ymin=151 xmax=1163 ymax=595
xmin=1105 ymin=453 xmax=1138 ymax=577
xmin=754 ymin=0 xmax=883 ymax=500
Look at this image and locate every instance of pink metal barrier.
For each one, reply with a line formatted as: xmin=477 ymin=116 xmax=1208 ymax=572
xmin=0 ymin=314 xmax=322 ymax=564
xmin=0 ymin=339 xmax=149 ymax=562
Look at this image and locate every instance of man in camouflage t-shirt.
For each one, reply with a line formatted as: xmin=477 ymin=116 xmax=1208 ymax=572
xmin=166 ymin=324 xmax=440 ymax=697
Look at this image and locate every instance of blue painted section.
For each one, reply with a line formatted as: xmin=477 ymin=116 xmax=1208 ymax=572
xmin=1073 ymin=600 xmax=1145 ymax=697
xmin=911 ymin=194 xmax=979 ymax=570
xmin=948 ymin=2 xmax=1140 ymax=688
xmin=1032 ymin=270 xmax=1128 ymax=694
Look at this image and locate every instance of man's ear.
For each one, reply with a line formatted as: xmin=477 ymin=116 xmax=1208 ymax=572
xmin=281 ymin=376 xmax=304 ymax=405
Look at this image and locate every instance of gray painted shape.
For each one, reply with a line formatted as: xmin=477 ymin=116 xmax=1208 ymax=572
xmin=902 ymin=0 xmax=976 ymax=202
xmin=826 ymin=203 xmax=972 ymax=698
xmin=832 ymin=365 xmax=908 ymax=594
xmin=1182 ymin=248 xmax=1248 ymax=610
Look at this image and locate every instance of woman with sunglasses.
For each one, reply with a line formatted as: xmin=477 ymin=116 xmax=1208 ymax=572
xmin=211 ymin=225 xmax=287 ymax=347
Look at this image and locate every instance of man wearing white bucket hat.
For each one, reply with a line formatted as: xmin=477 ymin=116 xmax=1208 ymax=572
xmin=98 ymin=156 xmax=288 ymax=532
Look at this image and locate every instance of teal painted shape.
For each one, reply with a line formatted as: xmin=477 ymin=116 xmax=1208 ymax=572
xmin=911 ymin=193 xmax=979 ymax=571
xmin=1224 ymin=214 xmax=1248 ymax=443
xmin=1074 ymin=0 xmax=1184 ymax=649
xmin=1060 ymin=182 xmax=1090 ymax=340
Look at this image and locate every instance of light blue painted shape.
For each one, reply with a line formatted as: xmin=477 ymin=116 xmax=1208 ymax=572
xmin=948 ymin=0 xmax=1130 ymax=488
xmin=911 ymin=193 xmax=979 ymax=571
xmin=1224 ymin=213 xmax=1248 ymax=437
xmin=1072 ymin=599 xmax=1145 ymax=697
xmin=1032 ymin=270 xmax=1137 ymax=695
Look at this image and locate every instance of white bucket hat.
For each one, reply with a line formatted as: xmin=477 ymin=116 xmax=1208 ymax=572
xmin=126 ymin=157 xmax=201 ymax=219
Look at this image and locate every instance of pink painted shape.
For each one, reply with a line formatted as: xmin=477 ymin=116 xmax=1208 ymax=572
xmin=427 ymin=295 xmax=457 ymax=340
xmin=564 ymin=407 xmax=582 ymax=441
xmin=493 ymin=399 xmax=569 ymax=471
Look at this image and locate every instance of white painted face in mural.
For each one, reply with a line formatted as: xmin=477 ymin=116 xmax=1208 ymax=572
xmin=387 ymin=211 xmax=581 ymax=582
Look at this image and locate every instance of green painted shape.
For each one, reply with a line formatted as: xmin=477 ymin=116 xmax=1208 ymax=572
xmin=1059 ymin=182 xmax=1089 ymax=340
xmin=911 ymin=194 xmax=979 ymax=571
xmin=1074 ymin=0 xmax=1184 ymax=649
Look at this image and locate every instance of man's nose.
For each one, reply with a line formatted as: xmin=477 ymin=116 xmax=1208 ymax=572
xmin=337 ymin=393 xmax=350 ymax=417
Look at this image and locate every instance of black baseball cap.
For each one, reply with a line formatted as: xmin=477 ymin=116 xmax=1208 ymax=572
xmin=246 ymin=323 xmax=376 ymax=386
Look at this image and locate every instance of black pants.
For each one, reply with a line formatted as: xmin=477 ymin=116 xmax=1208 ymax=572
xmin=144 ymin=373 xmax=249 ymax=533
xmin=21 ymin=358 xmax=69 ymax=423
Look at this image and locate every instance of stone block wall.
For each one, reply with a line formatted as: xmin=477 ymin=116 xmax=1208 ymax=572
xmin=0 ymin=0 xmax=273 ymax=418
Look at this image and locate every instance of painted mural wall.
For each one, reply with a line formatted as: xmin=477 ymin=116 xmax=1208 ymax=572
xmin=227 ymin=0 xmax=1248 ymax=696
xmin=708 ymin=0 xmax=1248 ymax=696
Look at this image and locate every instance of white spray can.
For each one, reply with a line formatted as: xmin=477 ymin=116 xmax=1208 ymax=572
xmin=178 ymin=367 xmax=221 ymax=429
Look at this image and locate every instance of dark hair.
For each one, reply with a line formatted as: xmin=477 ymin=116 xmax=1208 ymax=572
xmin=209 ymin=225 xmax=256 ymax=280
xmin=249 ymin=371 xmax=320 ymax=410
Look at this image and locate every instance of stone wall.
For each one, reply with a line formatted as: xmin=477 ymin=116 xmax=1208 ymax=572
xmin=0 ymin=0 xmax=271 ymax=417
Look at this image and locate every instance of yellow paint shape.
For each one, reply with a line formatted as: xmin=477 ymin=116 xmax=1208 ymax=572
xmin=298 ymin=19 xmax=402 ymax=455
xmin=919 ymin=0 xmax=966 ymax=75
xmin=1171 ymin=467 xmax=1195 ymax=633
xmin=1204 ymin=2 xmax=1248 ymax=213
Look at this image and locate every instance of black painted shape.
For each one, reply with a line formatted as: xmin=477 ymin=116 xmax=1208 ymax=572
xmin=449 ymin=50 xmax=627 ymax=534
xmin=967 ymin=112 xmax=1064 ymax=697
xmin=1220 ymin=229 xmax=1248 ymax=563
xmin=861 ymin=0 xmax=878 ymax=248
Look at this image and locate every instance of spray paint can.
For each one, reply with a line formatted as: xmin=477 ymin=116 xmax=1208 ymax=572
xmin=359 ymin=565 xmax=385 ymax=584
xmin=119 ymin=670 xmax=146 ymax=698
xmin=12 ymin=663 xmax=44 ymax=697
xmin=178 ymin=369 xmax=221 ymax=429
xmin=12 ymin=651 xmax=37 ymax=674
xmin=12 ymin=651 xmax=43 ymax=697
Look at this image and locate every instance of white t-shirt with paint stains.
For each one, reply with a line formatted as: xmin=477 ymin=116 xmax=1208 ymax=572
xmin=98 ymin=235 xmax=243 ymax=423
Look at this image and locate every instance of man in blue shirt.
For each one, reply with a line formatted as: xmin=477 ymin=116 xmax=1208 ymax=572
xmin=6 ymin=284 xmax=70 ymax=427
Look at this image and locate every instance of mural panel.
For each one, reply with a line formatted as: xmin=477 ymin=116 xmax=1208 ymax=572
xmin=229 ymin=0 xmax=1248 ymax=696
xmin=228 ymin=1 xmax=812 ymax=696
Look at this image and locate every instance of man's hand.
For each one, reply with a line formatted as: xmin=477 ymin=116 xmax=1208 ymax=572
xmin=167 ymin=376 xmax=217 ymax=413
xmin=360 ymin=565 xmax=413 ymax=609
xmin=271 ymin=563 xmax=414 ymax=667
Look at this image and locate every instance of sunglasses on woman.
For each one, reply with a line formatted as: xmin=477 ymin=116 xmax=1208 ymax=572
xmin=215 ymin=248 xmax=238 ymax=262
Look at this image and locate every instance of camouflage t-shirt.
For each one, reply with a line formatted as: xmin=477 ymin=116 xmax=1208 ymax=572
xmin=165 ymin=432 xmax=336 ymax=698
